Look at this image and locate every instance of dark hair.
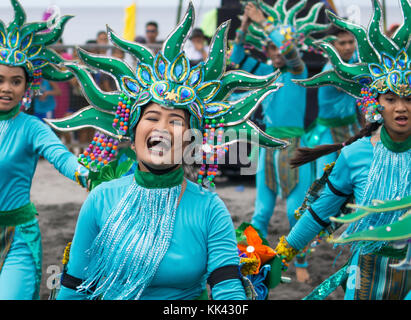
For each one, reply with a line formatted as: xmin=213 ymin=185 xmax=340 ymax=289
xmin=146 ymin=21 xmax=158 ymax=29
xmin=134 ymin=36 xmax=146 ymax=44
xmin=190 ymin=28 xmax=205 ymax=40
xmin=289 ymin=122 xmax=381 ymax=168
xmin=327 ymin=24 xmax=352 ymax=38
xmin=22 ymin=67 xmax=31 ymax=84
xmin=97 ymin=30 xmax=107 ymax=37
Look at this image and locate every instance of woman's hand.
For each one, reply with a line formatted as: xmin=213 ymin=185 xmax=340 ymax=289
xmin=244 ymin=2 xmax=266 ymax=26
xmin=239 ymin=11 xmax=251 ymax=33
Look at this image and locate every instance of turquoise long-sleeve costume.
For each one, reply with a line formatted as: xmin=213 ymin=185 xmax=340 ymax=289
xmin=305 ymin=61 xmax=360 ymax=178
xmin=57 ymin=171 xmax=247 ymax=300
xmin=230 ymin=31 xmax=312 ymax=238
xmin=286 ymin=134 xmax=411 ymax=299
xmin=0 ymin=110 xmax=82 ymax=300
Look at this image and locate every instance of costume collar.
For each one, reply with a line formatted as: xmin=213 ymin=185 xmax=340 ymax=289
xmin=0 ymin=104 xmax=20 ymax=121
xmin=134 ymin=164 xmax=184 ymax=189
xmin=380 ymin=125 xmax=411 ymax=153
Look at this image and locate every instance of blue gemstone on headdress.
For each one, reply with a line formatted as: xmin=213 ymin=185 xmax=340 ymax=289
xmin=0 ymin=49 xmax=8 ymax=60
xmin=14 ymin=51 xmax=25 ymax=63
xmin=358 ymin=77 xmax=372 ymax=85
xmin=175 ymin=64 xmax=183 ymax=77
xmin=142 ymin=70 xmax=151 ymax=82
xmin=155 ymin=83 xmax=167 ymax=95
xmin=206 ymin=106 xmax=220 ymax=114
xmin=389 ymin=73 xmax=399 ymax=85
xmin=181 ymin=88 xmax=191 ymax=99
xmin=190 ymin=71 xmax=200 ymax=86
xmin=372 ymin=65 xmax=383 ymax=76
xmin=124 ymin=78 xmax=140 ymax=93
xmin=398 ymin=59 xmax=405 ymax=68
xmin=158 ymin=60 xmax=165 ymax=76
xmin=383 ymin=55 xmax=393 ymax=70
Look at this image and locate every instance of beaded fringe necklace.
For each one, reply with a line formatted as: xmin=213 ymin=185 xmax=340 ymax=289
xmin=78 ymin=179 xmax=182 ymax=300
xmin=341 ymin=131 xmax=411 ymax=255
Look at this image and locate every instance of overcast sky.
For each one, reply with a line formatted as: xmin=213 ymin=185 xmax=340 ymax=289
xmin=0 ymin=0 xmax=403 ymax=45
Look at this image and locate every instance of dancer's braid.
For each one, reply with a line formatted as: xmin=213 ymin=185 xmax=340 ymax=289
xmin=289 ymin=122 xmax=381 ymax=168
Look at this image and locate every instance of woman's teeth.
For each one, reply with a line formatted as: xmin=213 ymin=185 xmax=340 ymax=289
xmin=147 ymin=136 xmax=171 ymax=154
xmin=395 ymin=116 xmax=408 ymax=125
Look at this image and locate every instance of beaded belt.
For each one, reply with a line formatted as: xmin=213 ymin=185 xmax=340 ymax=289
xmin=0 ymin=202 xmax=37 ymax=226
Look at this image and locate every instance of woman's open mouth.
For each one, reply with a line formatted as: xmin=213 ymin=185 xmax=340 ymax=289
xmin=0 ymin=96 xmax=13 ymax=104
xmin=395 ymin=115 xmax=408 ymax=126
xmin=146 ymin=134 xmax=172 ymax=157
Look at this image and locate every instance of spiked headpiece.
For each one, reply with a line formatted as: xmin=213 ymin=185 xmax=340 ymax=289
xmin=0 ymin=0 xmax=73 ymax=92
xmin=295 ymin=0 xmax=411 ymax=123
xmin=257 ymin=0 xmax=331 ymax=55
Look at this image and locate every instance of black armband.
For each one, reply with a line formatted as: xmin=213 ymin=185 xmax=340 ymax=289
xmin=207 ymin=265 xmax=241 ymax=289
xmin=60 ymin=271 xmax=84 ymax=291
xmin=60 ymin=271 xmax=97 ymax=294
xmin=308 ymin=207 xmax=331 ymax=229
xmin=326 ymin=178 xmax=351 ymax=197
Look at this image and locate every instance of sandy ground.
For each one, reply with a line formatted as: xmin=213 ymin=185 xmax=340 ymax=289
xmin=32 ymin=159 xmax=350 ymax=300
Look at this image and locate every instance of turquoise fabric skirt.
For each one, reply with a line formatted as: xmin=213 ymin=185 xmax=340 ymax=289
xmin=0 ymin=219 xmax=41 ymax=299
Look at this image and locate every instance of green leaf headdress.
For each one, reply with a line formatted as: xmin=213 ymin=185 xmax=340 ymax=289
xmin=294 ymin=0 xmax=411 ymax=123
xmin=257 ymin=0 xmax=331 ymax=55
xmin=46 ymin=2 xmax=289 ymax=188
xmin=0 ymin=0 xmax=74 ymax=94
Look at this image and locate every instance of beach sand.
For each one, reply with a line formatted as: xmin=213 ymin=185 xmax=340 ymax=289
xmin=32 ymin=159 xmax=350 ymax=300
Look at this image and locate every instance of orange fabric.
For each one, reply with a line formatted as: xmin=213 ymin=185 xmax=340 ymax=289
xmin=238 ymin=226 xmax=276 ymax=267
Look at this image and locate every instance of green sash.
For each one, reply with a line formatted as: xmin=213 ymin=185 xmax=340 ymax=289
xmin=0 ymin=202 xmax=37 ymax=226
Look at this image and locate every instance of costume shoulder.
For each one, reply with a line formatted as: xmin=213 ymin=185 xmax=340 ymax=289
xmin=88 ymin=174 xmax=134 ymax=200
xmin=184 ymin=179 xmax=223 ymax=202
xmin=340 ymin=136 xmax=372 ymax=160
xmin=184 ymin=179 xmax=229 ymax=216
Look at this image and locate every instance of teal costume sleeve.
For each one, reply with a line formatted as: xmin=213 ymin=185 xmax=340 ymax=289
xmin=205 ymin=194 xmax=246 ymax=300
xmin=230 ymin=43 xmax=273 ymax=76
xmin=0 ymin=114 xmax=81 ymax=211
xmin=29 ymin=116 xmax=79 ymax=181
xmin=286 ymin=151 xmax=353 ymax=250
xmin=230 ymin=43 xmax=247 ymax=65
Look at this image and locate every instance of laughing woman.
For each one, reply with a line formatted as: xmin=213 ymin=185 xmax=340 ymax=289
xmin=0 ymin=1 xmax=87 ymax=299
xmin=50 ymin=3 xmax=289 ymax=300
xmin=274 ymin=0 xmax=411 ymax=300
